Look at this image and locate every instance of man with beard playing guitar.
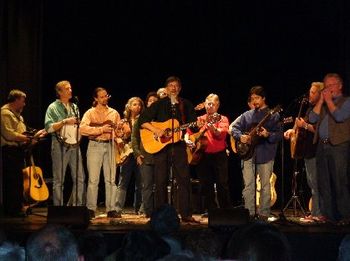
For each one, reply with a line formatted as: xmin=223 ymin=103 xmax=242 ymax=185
xmin=231 ymin=86 xmax=282 ymax=221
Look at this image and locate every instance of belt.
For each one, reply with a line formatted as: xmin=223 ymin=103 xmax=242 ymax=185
xmin=90 ymin=139 xmax=111 ymax=143
xmin=320 ymin=138 xmax=330 ymax=144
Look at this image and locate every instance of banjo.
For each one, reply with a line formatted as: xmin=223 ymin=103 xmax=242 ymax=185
xmin=56 ymin=124 xmax=81 ymax=147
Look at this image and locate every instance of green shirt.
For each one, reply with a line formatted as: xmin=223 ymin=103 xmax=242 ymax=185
xmin=1 ymin=104 xmax=27 ymax=147
xmin=44 ymin=99 xmax=79 ymax=134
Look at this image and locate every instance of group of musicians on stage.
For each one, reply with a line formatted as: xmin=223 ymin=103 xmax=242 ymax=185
xmin=1 ymin=73 xmax=350 ymax=225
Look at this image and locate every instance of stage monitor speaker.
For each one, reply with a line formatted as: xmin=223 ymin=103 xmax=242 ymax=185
xmin=47 ymin=206 xmax=89 ymax=229
xmin=208 ymin=208 xmax=249 ymax=229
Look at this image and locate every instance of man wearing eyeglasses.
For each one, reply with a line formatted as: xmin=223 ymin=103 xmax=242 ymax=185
xmin=80 ymin=87 xmax=121 ymax=219
xmin=309 ymin=73 xmax=350 ymax=225
xmin=186 ymin=94 xmax=231 ymax=217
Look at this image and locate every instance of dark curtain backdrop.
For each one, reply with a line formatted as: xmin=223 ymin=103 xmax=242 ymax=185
xmin=2 ymin=0 xmax=350 ymax=207
xmin=1 ymin=0 xmax=43 ymax=125
xmin=1 ymin=0 xmax=43 ymax=205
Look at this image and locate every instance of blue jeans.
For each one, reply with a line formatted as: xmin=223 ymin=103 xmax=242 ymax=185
xmin=115 ymin=156 xmax=142 ymax=213
xmin=304 ymin=157 xmax=321 ymax=217
xmin=242 ymin=158 xmax=274 ymax=216
xmin=139 ymin=163 xmax=155 ymax=216
xmin=86 ymin=141 xmax=117 ymax=212
xmin=51 ymin=138 xmax=85 ymax=206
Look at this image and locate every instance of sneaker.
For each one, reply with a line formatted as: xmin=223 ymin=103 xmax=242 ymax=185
xmin=107 ymin=211 xmax=122 ymax=218
xmin=268 ymin=216 xmax=278 ymax=222
xmin=300 ymin=215 xmax=315 ymax=223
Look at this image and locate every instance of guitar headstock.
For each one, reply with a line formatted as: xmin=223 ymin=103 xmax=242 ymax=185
xmin=283 ymin=116 xmax=294 ymax=125
xmin=270 ymin=105 xmax=282 ymax=115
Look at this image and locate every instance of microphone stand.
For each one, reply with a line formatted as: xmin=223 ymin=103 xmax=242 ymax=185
xmin=167 ymin=100 xmax=176 ymax=205
xmin=72 ymin=100 xmax=80 ymax=207
xmin=278 ymin=96 xmax=307 ymax=223
xmin=253 ymin=150 xmax=259 ymax=220
xmin=278 ymin=114 xmax=287 ymax=222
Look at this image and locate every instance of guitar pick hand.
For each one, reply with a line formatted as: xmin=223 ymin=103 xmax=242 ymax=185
xmin=240 ymin=134 xmax=251 ymax=144
xmin=256 ymin=127 xmax=270 ymax=138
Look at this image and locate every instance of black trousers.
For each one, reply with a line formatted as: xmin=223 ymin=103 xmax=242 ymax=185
xmin=153 ymin=142 xmax=192 ymax=218
xmin=196 ymin=150 xmax=231 ymax=211
xmin=1 ymin=146 xmax=25 ymax=216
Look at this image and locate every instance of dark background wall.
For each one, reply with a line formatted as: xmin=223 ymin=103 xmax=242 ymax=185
xmin=2 ymin=0 xmax=350 ymax=208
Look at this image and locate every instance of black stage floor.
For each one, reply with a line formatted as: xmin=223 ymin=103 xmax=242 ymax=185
xmin=1 ymin=207 xmax=349 ymax=260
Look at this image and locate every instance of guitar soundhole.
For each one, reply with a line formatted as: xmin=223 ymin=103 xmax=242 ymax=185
xmin=159 ymin=129 xmax=173 ymax=143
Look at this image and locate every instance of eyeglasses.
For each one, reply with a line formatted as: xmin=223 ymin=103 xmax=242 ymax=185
xmin=325 ymin=83 xmax=339 ymax=88
xmin=98 ymin=94 xmax=111 ymax=99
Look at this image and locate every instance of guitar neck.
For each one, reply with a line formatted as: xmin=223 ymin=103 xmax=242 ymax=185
xmin=174 ymin=121 xmax=197 ymax=132
xmin=248 ymin=112 xmax=273 ymax=136
xmin=293 ymin=98 xmax=308 ymax=131
xmin=247 ymin=106 xmax=281 ymax=136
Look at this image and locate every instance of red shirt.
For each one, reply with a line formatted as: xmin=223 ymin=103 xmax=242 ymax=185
xmin=188 ymin=113 xmax=229 ymax=154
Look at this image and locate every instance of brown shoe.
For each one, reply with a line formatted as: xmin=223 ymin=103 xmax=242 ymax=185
xmin=181 ymin=216 xmax=200 ymax=223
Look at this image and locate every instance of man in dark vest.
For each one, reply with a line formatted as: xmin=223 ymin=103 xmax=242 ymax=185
xmin=309 ymin=73 xmax=350 ymax=225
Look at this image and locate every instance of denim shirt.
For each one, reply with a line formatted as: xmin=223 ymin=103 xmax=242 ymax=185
xmin=231 ymin=107 xmax=282 ymax=164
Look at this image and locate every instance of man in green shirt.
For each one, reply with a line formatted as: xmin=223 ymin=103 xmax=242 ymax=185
xmin=44 ymin=80 xmax=85 ymax=206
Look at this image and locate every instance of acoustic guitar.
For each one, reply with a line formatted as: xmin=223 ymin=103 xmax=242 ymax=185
xmin=308 ymin=197 xmax=312 ymax=212
xmin=256 ymin=172 xmax=277 ymax=207
xmin=186 ymin=130 xmax=209 ymax=165
xmin=89 ymin=119 xmax=131 ymax=165
xmin=236 ymin=105 xmax=282 ymax=160
xmin=230 ymin=136 xmax=237 ymax=153
xmin=23 ymin=154 xmax=49 ymax=202
xmin=290 ymin=98 xmax=308 ymax=159
xmin=140 ymin=120 xmax=198 ymax=154
xmin=115 ymin=141 xmax=133 ymax=165
xmin=141 ymin=113 xmax=221 ymax=154
xmin=186 ymin=113 xmax=222 ymax=165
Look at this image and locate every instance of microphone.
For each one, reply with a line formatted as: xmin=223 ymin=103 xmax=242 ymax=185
xmin=70 ymin=96 xmax=79 ymax=104
xmin=107 ymin=94 xmax=112 ymax=99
